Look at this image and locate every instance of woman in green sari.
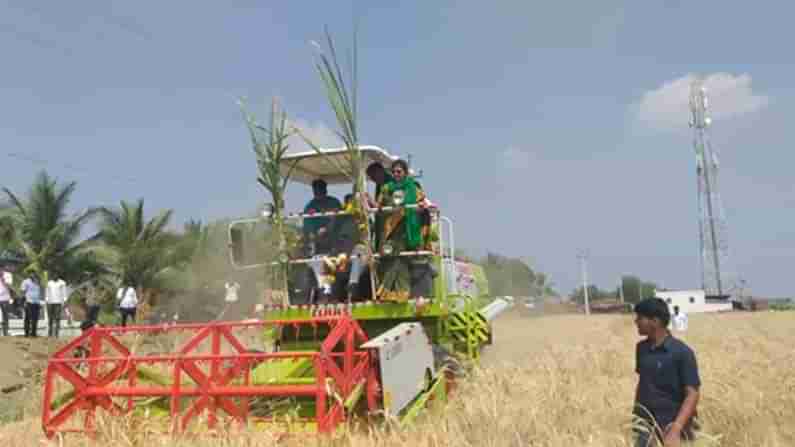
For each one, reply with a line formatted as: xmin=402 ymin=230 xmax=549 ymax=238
xmin=376 ymin=160 xmax=426 ymax=301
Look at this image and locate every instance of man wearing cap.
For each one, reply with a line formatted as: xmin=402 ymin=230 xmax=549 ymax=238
xmin=633 ymin=298 xmax=701 ymax=446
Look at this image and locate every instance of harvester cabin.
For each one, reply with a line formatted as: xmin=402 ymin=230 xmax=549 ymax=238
xmin=230 ymin=146 xmax=443 ymax=306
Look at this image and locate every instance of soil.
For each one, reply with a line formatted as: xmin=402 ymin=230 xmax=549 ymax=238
xmin=0 ymin=337 xmax=64 ymax=393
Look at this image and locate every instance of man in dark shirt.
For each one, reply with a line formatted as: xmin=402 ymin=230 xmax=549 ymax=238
xmin=633 ymin=298 xmax=700 ymax=446
xmin=302 ymin=179 xmax=342 ymax=254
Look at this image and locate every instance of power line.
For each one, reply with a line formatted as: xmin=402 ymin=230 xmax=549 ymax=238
xmin=4 ymin=151 xmax=142 ymax=186
xmin=2 ymin=0 xmax=152 ymax=56
xmin=0 ymin=22 xmax=74 ymax=57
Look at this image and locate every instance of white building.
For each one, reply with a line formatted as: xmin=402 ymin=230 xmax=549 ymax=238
xmin=654 ymin=289 xmax=733 ymax=314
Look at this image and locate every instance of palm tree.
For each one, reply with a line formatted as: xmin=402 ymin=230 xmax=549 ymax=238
xmin=0 ymin=171 xmax=102 ymax=285
xmin=95 ymin=199 xmax=180 ymax=308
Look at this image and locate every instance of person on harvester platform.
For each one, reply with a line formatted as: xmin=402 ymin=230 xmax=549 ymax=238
xmin=377 ymin=159 xmax=428 ymax=301
xmin=633 ymin=298 xmax=701 ymax=446
xmin=366 ymin=161 xmax=432 ymax=251
xmin=303 ymin=179 xmax=342 ymax=255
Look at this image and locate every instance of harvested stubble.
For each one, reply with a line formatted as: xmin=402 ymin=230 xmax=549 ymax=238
xmin=1 ymin=311 xmax=792 ymax=446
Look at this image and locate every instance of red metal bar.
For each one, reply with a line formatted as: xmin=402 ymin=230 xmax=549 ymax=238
xmin=314 ymin=356 xmax=327 ymax=433
xmin=344 ymin=321 xmax=354 ymax=396
xmin=42 ymin=315 xmax=374 ymax=438
xmin=41 ymin=364 xmax=55 ymax=437
xmin=90 ymin=317 xmax=346 ymax=335
xmin=208 ymin=327 xmax=222 ymax=428
xmin=47 ymin=351 xmax=317 ymax=365
xmin=180 ymin=325 xmax=212 ymax=355
xmin=170 ymin=359 xmax=181 ymax=435
xmin=78 ymin=384 xmax=321 ymax=398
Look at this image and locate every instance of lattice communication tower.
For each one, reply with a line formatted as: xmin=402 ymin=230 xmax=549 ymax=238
xmin=689 ymin=79 xmax=730 ymax=297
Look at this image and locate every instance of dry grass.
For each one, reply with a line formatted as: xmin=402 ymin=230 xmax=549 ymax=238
xmin=1 ymin=311 xmax=793 ymax=446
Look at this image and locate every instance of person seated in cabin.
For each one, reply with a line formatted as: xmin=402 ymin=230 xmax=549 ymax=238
xmin=328 ymin=194 xmax=372 ymax=301
xmin=302 ymin=179 xmax=342 ymax=255
xmin=376 ymin=159 xmax=430 ymax=301
xmin=332 ymin=194 xmax=357 ymax=254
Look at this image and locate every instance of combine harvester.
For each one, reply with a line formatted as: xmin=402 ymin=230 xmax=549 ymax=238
xmin=40 ymin=146 xmax=512 ymax=438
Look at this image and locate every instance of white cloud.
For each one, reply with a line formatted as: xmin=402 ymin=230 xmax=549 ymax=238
xmin=286 ymin=118 xmax=341 ymax=153
xmin=634 ymin=73 xmax=769 ymax=131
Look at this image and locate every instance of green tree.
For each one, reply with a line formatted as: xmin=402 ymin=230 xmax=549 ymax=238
xmin=570 ymin=284 xmax=612 ymax=304
xmin=0 ymin=171 xmax=102 ymax=285
xmin=619 ymin=275 xmax=658 ymax=303
xmin=95 ymin=199 xmax=180 ymax=306
xmin=480 ymin=253 xmax=535 ymax=297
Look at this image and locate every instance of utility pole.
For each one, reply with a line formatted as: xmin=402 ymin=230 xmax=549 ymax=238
xmin=577 ymin=250 xmax=590 ymax=315
xmin=619 ymin=276 xmax=625 ymax=304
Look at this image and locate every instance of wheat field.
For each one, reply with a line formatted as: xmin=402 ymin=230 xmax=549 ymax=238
xmin=1 ymin=310 xmax=793 ymax=446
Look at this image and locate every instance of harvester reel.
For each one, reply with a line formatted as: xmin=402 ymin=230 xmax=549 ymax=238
xmin=41 ymin=316 xmax=376 ymax=438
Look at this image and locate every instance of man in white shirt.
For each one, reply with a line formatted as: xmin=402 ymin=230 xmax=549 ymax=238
xmin=46 ymin=276 xmax=68 ymax=337
xmin=225 ymin=281 xmax=240 ymax=303
xmin=0 ymin=269 xmax=12 ymax=336
xmin=116 ymin=285 xmax=138 ymax=327
xmin=672 ymin=305 xmax=689 ymax=332
xmin=21 ymin=273 xmax=42 ymax=337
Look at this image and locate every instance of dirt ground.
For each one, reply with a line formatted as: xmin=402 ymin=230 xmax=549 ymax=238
xmin=0 ymin=337 xmax=65 ymax=391
xmin=0 ymin=336 xmax=68 ymax=423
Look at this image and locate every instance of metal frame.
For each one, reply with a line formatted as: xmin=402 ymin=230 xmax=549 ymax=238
xmin=41 ymin=316 xmax=375 ymax=438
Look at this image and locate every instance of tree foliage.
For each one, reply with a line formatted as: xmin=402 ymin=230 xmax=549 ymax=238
xmin=570 ymin=284 xmax=614 ymax=304
xmin=0 ymin=171 xmax=102 ymax=285
xmin=95 ymin=199 xmax=181 ymax=298
xmin=618 ymin=275 xmax=658 ymax=303
xmin=479 ymin=253 xmax=535 ymax=297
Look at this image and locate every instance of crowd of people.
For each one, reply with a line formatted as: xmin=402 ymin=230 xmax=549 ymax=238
xmin=0 ymin=269 xmax=140 ymax=337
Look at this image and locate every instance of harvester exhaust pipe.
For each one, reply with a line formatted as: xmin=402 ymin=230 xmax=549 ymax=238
xmin=479 ymin=297 xmax=512 ymax=322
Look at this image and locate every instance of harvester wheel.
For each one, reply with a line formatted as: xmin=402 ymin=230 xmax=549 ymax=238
xmin=431 ymin=344 xmax=465 ymax=377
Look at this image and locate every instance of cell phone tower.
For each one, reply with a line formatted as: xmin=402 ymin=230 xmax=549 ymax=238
xmin=689 ymin=79 xmax=730 ymax=297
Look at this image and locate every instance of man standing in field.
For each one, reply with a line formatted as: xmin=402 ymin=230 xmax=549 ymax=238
xmin=0 ymin=269 xmax=12 ymax=336
xmin=672 ymin=306 xmax=688 ymax=332
xmin=21 ymin=273 xmax=42 ymax=337
xmin=633 ymin=298 xmax=700 ymax=446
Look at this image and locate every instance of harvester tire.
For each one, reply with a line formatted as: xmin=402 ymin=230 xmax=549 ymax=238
xmin=431 ymin=344 xmax=465 ymax=377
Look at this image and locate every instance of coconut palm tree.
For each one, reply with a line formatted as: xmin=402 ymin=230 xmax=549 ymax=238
xmin=0 ymin=170 xmax=102 ymax=285
xmin=95 ymin=199 xmax=180 ymax=307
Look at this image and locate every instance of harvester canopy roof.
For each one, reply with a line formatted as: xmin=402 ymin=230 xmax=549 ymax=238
xmin=280 ymin=145 xmax=400 ymax=185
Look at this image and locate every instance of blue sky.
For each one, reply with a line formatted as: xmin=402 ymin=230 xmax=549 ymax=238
xmin=1 ymin=1 xmax=793 ymax=297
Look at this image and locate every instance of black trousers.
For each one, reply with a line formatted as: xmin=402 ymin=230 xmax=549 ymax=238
xmin=24 ymin=302 xmax=41 ymax=337
xmin=47 ymin=303 xmax=62 ymax=337
xmin=0 ymin=301 xmax=11 ymax=336
xmin=120 ymin=307 xmax=136 ymax=327
xmin=86 ymin=304 xmax=100 ymax=323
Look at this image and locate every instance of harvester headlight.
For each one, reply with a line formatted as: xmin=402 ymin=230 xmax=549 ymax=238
xmin=392 ymin=190 xmax=405 ymax=207
xmin=382 ymin=242 xmax=394 ymax=256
